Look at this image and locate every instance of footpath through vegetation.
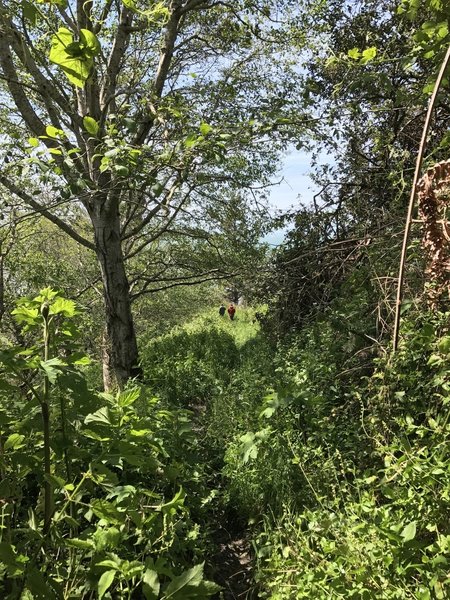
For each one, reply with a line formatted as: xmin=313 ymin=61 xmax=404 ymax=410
xmin=1 ymin=292 xmax=450 ymax=598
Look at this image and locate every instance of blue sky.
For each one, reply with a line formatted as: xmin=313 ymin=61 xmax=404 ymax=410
xmin=262 ymin=149 xmax=319 ymax=246
xmin=268 ymin=150 xmax=317 ymax=214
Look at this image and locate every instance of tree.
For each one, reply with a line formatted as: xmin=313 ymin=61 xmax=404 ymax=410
xmin=265 ymin=0 xmax=450 ymax=335
xmin=0 ymin=0 xmax=306 ymax=388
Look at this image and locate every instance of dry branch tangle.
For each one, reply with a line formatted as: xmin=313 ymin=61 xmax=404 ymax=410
xmin=418 ymin=159 xmax=450 ymax=306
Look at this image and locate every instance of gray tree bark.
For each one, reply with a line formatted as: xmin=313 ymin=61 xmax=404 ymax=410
xmin=91 ymin=205 xmax=139 ymax=390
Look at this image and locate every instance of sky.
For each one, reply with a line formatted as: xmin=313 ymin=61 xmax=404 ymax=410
xmin=268 ymin=150 xmax=317 ymax=213
xmin=262 ymin=149 xmax=320 ymax=246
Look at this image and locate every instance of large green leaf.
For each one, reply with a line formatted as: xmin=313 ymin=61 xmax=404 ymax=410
xmin=98 ymin=570 xmax=115 ymax=599
xmin=49 ymin=27 xmax=100 ymax=87
xmin=163 ymin=564 xmax=204 ymax=598
xmin=85 ymin=406 xmax=114 ymax=427
xmin=401 ymin=521 xmax=417 ymax=542
xmin=143 ymin=569 xmax=160 ymax=600
xmin=40 ymin=357 xmax=66 ymax=383
xmin=83 ymin=116 xmax=99 ymax=136
xmin=4 ymin=433 xmax=25 ymax=450
xmin=49 ymin=296 xmax=77 ymax=316
xmin=117 ymin=387 xmax=140 ymax=407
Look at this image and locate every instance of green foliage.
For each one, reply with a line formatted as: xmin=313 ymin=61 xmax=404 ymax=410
xmin=232 ymin=308 xmax=450 ymax=598
xmin=49 ymin=28 xmax=101 ymax=87
xmin=0 ymin=290 xmax=220 ymax=598
xmin=140 ymin=308 xmax=261 ymax=408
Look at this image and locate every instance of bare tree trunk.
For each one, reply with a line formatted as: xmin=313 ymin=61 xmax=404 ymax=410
xmin=0 ymin=240 xmax=4 ymax=323
xmin=91 ymin=208 xmax=139 ymax=390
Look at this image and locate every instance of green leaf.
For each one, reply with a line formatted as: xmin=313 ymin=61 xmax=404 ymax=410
xmin=199 ymin=122 xmax=213 ymax=135
xmin=0 ymin=543 xmax=26 ymax=567
xmin=114 ymin=164 xmax=130 ymax=177
xmin=36 ymin=0 xmax=66 ymax=6
xmin=159 ymin=487 xmax=185 ymax=515
xmin=27 ymin=568 xmax=57 ymax=599
xmin=28 ymin=137 xmax=39 ymax=147
xmin=163 ymin=563 xmax=204 ymax=598
xmin=85 ymin=406 xmax=114 ymax=426
xmin=49 ymin=28 xmax=100 ymax=88
xmin=65 ymin=537 xmax=95 ymax=550
xmin=12 ymin=305 xmax=39 ymax=325
xmin=143 ymin=569 xmax=160 ymax=600
xmin=96 ymin=559 xmax=120 ymax=569
xmin=122 ymin=0 xmax=136 ymax=11
xmin=361 ymin=46 xmax=377 ymax=63
xmin=72 ymin=355 xmax=91 ymax=366
xmin=239 ymin=431 xmax=259 ymax=463
xmin=184 ymin=133 xmax=199 ymax=148
xmin=83 ymin=116 xmax=99 ymax=136
xmin=49 ymin=296 xmax=77 ymax=317
xmin=348 ymin=48 xmax=361 ymax=59
xmin=22 ymin=0 xmax=38 ymax=24
xmin=46 ymin=125 xmax=65 ymax=138
xmin=91 ymin=499 xmax=125 ymax=525
xmin=118 ymin=387 xmax=140 ymax=407
xmin=79 ymin=29 xmax=101 ymax=57
xmin=98 ymin=570 xmax=116 ymax=599
xmin=44 ymin=473 xmax=66 ymax=489
xmin=434 ymin=581 xmax=445 ymax=600
xmin=40 ymin=357 xmax=66 ymax=383
xmin=4 ymin=433 xmax=25 ymax=450
xmin=401 ymin=521 xmax=416 ymax=542
xmin=93 ymin=527 xmax=121 ymax=551
xmin=0 ymin=543 xmax=28 ymax=576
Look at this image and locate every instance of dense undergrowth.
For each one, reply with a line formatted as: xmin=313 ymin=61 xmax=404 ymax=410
xmin=140 ymin=298 xmax=450 ymax=599
xmin=0 ymin=290 xmax=221 ymax=599
xmin=1 ymin=292 xmax=450 ymax=598
xmin=142 ymin=301 xmax=450 ymax=599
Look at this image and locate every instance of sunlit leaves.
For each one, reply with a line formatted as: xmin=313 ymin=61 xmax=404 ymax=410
xmin=45 ymin=125 xmax=65 ymax=139
xmin=83 ymin=116 xmax=99 ymax=137
xmin=98 ymin=570 xmax=116 ymax=599
xmin=347 ymin=46 xmax=377 ymax=64
xmin=49 ymin=28 xmax=101 ymax=87
xmin=36 ymin=0 xmax=67 ymax=6
xmin=143 ymin=568 xmax=160 ymax=600
xmin=121 ymin=0 xmax=169 ymax=25
xmin=4 ymin=433 xmax=25 ymax=450
xmin=401 ymin=521 xmax=417 ymax=543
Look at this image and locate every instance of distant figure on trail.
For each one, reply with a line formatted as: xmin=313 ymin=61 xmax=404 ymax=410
xmin=219 ymin=304 xmax=226 ymax=316
xmin=228 ymin=303 xmax=236 ymax=320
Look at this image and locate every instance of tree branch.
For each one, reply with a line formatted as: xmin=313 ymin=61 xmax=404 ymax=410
xmin=0 ymin=34 xmax=46 ymax=136
xmin=130 ymin=269 xmax=233 ymax=299
xmin=134 ymin=1 xmax=183 ymax=144
xmin=100 ymin=6 xmax=134 ymax=111
xmin=0 ymin=175 xmax=95 ymax=252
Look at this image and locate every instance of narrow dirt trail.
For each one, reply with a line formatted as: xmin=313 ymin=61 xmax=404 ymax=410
xmin=212 ymin=529 xmax=257 ymax=599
